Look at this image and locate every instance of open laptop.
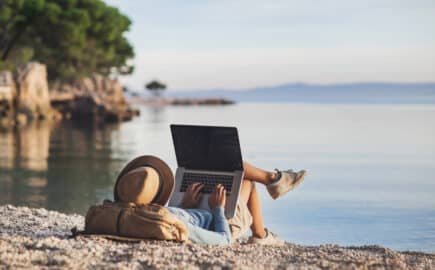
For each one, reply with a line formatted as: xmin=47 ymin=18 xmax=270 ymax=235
xmin=168 ymin=124 xmax=244 ymax=218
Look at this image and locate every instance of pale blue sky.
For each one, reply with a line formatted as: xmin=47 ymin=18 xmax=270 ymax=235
xmin=105 ymin=0 xmax=435 ymax=90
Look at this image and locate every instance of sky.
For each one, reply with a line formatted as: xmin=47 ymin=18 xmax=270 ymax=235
xmin=104 ymin=0 xmax=435 ymax=91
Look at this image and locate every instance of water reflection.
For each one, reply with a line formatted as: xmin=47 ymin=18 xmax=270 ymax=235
xmin=146 ymin=104 xmax=166 ymax=124
xmin=0 ymin=121 xmax=52 ymax=208
xmin=1 ymin=103 xmax=435 ymax=252
xmin=0 ymin=121 xmax=52 ymax=172
xmin=0 ymin=120 xmax=124 ymax=213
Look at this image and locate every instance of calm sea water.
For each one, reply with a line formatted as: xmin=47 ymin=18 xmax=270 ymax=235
xmin=1 ymin=103 xmax=434 ymax=252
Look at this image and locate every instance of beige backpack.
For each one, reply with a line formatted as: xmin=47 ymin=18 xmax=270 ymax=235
xmin=77 ymin=200 xmax=187 ymax=242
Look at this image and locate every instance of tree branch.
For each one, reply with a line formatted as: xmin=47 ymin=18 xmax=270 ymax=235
xmin=1 ymin=27 xmax=24 ymax=61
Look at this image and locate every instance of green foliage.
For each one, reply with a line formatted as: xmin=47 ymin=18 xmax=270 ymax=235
xmin=0 ymin=0 xmax=134 ymax=81
xmin=145 ymin=80 xmax=167 ymax=97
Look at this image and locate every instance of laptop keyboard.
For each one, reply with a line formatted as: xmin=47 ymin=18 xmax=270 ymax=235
xmin=181 ymin=173 xmax=233 ymax=194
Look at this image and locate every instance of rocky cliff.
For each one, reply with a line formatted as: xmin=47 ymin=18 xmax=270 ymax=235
xmin=15 ymin=63 xmax=59 ymax=121
xmin=0 ymin=62 xmax=138 ymax=128
xmin=50 ymin=73 xmax=138 ymax=122
xmin=1 ymin=63 xmax=59 ymax=127
xmin=0 ymin=71 xmax=16 ymax=124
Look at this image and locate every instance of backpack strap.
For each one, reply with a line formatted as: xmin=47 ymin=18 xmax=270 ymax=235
xmin=70 ymin=226 xmax=143 ymax=243
xmin=69 ymin=226 xmax=86 ymax=239
xmin=116 ymin=208 xmax=126 ymax=235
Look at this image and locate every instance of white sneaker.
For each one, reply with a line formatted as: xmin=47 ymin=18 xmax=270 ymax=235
xmin=247 ymin=228 xmax=285 ymax=246
xmin=267 ymin=169 xmax=307 ymax=200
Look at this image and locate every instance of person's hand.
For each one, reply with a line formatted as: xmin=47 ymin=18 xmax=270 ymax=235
xmin=208 ymin=184 xmax=226 ymax=209
xmin=181 ymin=182 xmax=204 ymax=208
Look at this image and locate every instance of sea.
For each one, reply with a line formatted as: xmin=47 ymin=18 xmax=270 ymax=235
xmin=1 ymin=102 xmax=434 ymax=253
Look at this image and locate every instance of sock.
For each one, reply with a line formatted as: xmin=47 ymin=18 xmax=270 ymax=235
xmin=269 ymin=170 xmax=282 ymax=186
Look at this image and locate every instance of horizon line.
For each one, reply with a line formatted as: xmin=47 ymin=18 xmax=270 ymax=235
xmin=128 ymin=81 xmax=435 ymax=92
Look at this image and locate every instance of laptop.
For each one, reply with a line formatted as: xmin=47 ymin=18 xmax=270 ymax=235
xmin=168 ymin=124 xmax=244 ymax=218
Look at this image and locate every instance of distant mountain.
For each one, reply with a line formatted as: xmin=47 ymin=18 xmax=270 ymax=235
xmin=168 ymin=83 xmax=435 ymax=104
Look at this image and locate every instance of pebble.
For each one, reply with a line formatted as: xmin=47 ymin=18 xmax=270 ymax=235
xmin=0 ymin=204 xmax=434 ymax=269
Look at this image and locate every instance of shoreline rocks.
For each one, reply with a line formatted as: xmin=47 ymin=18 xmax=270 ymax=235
xmin=171 ymin=98 xmax=235 ymax=106
xmin=50 ymin=73 xmax=139 ymax=123
xmin=130 ymin=97 xmax=235 ymax=106
xmin=1 ymin=204 xmax=433 ymax=269
xmin=0 ymin=62 xmax=139 ymax=129
xmin=0 ymin=71 xmax=16 ymax=125
xmin=15 ymin=63 xmax=59 ymax=121
xmin=0 ymin=63 xmax=61 ymax=128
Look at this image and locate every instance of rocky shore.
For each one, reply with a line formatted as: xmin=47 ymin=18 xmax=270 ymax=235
xmin=129 ymin=97 xmax=235 ymax=106
xmin=0 ymin=205 xmax=433 ymax=269
xmin=0 ymin=62 xmax=139 ymax=128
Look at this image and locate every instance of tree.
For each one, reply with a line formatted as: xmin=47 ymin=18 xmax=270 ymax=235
xmin=0 ymin=0 xmax=134 ymax=81
xmin=145 ymin=80 xmax=166 ymax=97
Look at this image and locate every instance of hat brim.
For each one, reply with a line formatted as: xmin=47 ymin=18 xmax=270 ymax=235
xmin=114 ymin=155 xmax=174 ymax=206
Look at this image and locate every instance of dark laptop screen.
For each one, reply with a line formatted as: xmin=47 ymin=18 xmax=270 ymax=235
xmin=171 ymin=124 xmax=243 ymax=171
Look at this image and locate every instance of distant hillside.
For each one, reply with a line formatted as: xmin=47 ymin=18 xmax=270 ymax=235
xmin=168 ymin=83 xmax=435 ymax=104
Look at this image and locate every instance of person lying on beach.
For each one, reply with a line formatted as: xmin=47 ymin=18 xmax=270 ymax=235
xmin=114 ymin=156 xmax=307 ymax=246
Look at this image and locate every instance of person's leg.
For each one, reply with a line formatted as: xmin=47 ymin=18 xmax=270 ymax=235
xmin=243 ymin=161 xmax=277 ymax=185
xmin=244 ymin=161 xmax=307 ymax=200
xmin=238 ymin=179 xmax=266 ymax=238
xmin=238 ymin=179 xmax=254 ymax=205
xmin=247 ymin=182 xmax=266 ymax=238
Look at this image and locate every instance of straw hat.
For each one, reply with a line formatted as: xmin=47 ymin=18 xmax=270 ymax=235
xmin=114 ymin=155 xmax=174 ymax=206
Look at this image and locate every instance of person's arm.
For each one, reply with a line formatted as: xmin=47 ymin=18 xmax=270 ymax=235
xmin=210 ymin=206 xmax=231 ymax=237
xmin=186 ymin=210 xmax=231 ymax=245
xmin=185 ymin=185 xmax=232 ymax=245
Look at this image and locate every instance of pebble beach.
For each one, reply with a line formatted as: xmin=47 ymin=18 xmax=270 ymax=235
xmin=0 ymin=204 xmax=434 ymax=270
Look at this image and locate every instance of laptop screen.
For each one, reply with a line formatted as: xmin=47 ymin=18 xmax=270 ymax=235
xmin=171 ymin=124 xmax=244 ymax=172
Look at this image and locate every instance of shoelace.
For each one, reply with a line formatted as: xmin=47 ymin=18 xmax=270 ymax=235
xmin=275 ymin=168 xmax=297 ymax=177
